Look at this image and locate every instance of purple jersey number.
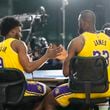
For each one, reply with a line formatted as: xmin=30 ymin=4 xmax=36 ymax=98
xmin=0 ymin=57 xmax=3 ymax=68
xmin=93 ymin=50 xmax=109 ymax=64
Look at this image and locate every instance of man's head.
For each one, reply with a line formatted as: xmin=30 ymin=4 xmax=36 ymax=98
xmin=0 ymin=16 xmax=22 ymax=39
xmin=78 ymin=10 xmax=96 ymax=34
xmin=102 ymin=23 xmax=110 ymax=36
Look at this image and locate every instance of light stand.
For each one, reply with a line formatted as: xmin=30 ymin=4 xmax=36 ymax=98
xmin=61 ymin=0 xmax=68 ymax=48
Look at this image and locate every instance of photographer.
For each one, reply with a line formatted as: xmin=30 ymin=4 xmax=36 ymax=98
xmin=102 ymin=23 xmax=110 ymax=36
xmin=30 ymin=36 xmax=48 ymax=60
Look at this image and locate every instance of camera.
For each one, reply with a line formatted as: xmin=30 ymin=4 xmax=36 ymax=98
xmin=30 ymin=36 xmax=48 ymax=60
xmin=104 ymin=27 xmax=110 ymax=36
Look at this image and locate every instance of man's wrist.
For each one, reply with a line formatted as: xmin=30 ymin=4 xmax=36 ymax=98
xmin=43 ymin=54 xmax=49 ymax=61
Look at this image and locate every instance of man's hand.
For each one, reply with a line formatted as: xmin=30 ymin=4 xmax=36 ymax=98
xmin=45 ymin=44 xmax=63 ymax=59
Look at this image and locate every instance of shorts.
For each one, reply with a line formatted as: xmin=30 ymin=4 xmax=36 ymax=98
xmin=52 ymin=83 xmax=72 ymax=107
xmin=52 ymin=83 xmax=110 ymax=107
xmin=24 ymin=81 xmax=46 ymax=96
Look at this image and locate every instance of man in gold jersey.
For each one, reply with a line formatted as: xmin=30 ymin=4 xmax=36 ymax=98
xmin=0 ymin=16 xmax=63 ymax=110
xmin=43 ymin=10 xmax=110 ymax=110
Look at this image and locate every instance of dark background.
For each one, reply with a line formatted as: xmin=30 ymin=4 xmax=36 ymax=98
xmin=0 ymin=0 xmax=110 ymax=48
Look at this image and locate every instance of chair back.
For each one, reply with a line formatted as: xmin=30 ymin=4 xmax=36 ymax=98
xmin=0 ymin=68 xmax=26 ymax=105
xmin=69 ymin=56 xmax=108 ymax=104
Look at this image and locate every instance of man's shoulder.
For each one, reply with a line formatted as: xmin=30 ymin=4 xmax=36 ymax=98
xmin=71 ymin=35 xmax=84 ymax=44
xmin=11 ymin=39 xmax=26 ymax=49
xmin=68 ymin=35 xmax=85 ymax=52
xmin=12 ymin=39 xmax=25 ymax=44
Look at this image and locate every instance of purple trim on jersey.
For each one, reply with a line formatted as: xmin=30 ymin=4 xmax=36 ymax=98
xmin=52 ymin=84 xmax=71 ymax=97
xmin=26 ymin=82 xmax=45 ymax=94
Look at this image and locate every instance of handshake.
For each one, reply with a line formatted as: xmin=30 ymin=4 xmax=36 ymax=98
xmin=45 ymin=44 xmax=64 ymax=60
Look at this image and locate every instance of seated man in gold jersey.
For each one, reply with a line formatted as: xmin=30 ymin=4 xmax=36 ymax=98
xmin=43 ymin=10 xmax=110 ymax=110
xmin=0 ymin=16 xmax=63 ymax=110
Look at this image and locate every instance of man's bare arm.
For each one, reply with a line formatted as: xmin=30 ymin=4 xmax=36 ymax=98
xmin=63 ymin=36 xmax=84 ymax=77
xmin=12 ymin=40 xmax=63 ymax=73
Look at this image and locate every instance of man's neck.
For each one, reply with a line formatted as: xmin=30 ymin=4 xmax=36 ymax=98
xmin=86 ymin=27 xmax=96 ymax=33
xmin=5 ymin=36 xmax=15 ymax=39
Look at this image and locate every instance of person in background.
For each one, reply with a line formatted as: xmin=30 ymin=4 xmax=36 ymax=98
xmin=102 ymin=23 xmax=110 ymax=37
xmin=43 ymin=10 xmax=110 ymax=110
xmin=0 ymin=16 xmax=63 ymax=110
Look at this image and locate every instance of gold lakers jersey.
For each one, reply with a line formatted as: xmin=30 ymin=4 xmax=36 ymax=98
xmin=0 ymin=38 xmax=24 ymax=72
xmin=73 ymin=32 xmax=110 ymax=98
xmin=78 ymin=32 xmax=110 ymax=58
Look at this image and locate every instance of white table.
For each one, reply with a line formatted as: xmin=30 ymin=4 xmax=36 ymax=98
xmin=24 ymin=70 xmax=68 ymax=87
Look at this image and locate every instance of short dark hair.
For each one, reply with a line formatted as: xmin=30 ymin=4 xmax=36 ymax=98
xmin=80 ymin=10 xmax=96 ymax=25
xmin=0 ymin=16 xmax=22 ymax=36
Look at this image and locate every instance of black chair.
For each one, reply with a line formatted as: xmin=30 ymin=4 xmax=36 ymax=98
xmin=0 ymin=68 xmax=26 ymax=110
xmin=69 ymin=56 xmax=109 ymax=110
